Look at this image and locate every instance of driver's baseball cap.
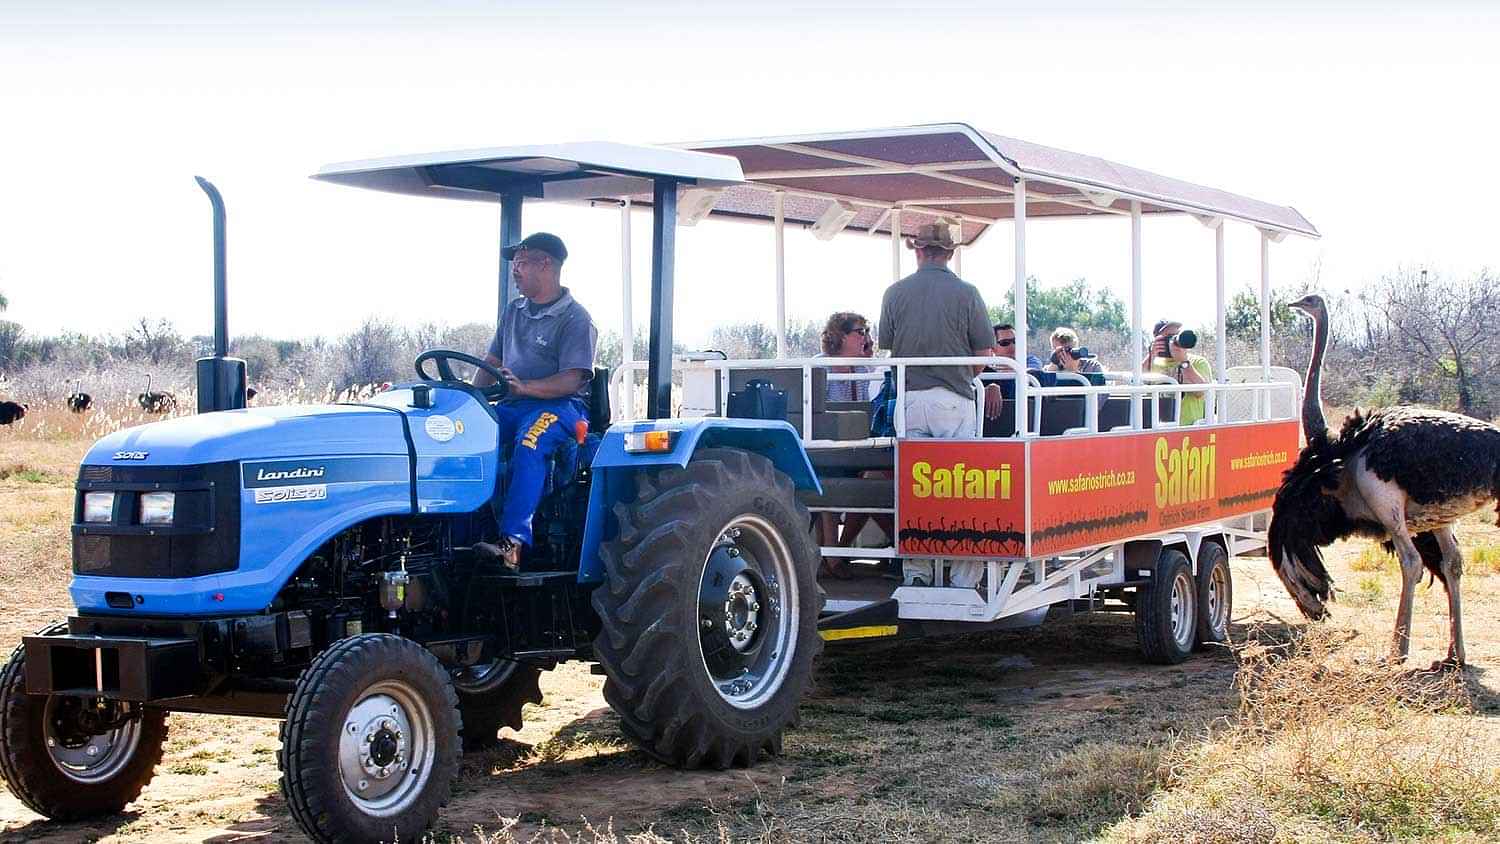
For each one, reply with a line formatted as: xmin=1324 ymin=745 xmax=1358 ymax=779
xmin=501 ymin=232 xmax=568 ymax=263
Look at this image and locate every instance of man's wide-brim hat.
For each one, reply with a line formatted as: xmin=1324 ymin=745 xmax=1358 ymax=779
xmin=905 ymin=222 xmax=958 ymax=251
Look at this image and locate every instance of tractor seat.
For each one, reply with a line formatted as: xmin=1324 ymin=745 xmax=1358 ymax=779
xmin=587 ymin=367 xmax=612 ymax=432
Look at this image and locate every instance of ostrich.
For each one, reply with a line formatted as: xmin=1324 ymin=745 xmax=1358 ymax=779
xmin=66 ymin=379 xmax=92 ymax=413
xmin=1267 ymin=293 xmax=1500 ymax=668
xmin=138 ymin=375 xmax=176 ymax=414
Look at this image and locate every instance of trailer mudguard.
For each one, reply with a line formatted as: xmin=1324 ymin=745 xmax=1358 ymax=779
xmin=577 ymin=418 xmax=820 ymax=584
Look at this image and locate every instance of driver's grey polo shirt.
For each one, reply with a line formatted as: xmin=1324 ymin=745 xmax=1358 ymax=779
xmin=487 ymin=287 xmax=598 ymax=402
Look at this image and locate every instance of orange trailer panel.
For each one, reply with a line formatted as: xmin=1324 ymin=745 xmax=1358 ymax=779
xmin=896 ymin=420 xmax=1298 ymax=559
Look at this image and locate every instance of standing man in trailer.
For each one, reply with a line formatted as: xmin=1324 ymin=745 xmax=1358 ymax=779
xmin=472 ymin=232 xmax=599 ymax=568
xmin=877 ymin=222 xmax=994 ymax=588
xmin=877 ymin=222 xmax=996 ymax=436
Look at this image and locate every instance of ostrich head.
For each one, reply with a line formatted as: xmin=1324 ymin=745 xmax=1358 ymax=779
xmin=1290 ymin=293 xmax=1326 ymax=318
xmin=1290 ymin=293 xmax=1330 ymax=444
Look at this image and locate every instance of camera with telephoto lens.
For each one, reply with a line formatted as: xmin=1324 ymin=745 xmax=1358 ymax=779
xmin=1168 ymin=330 xmax=1198 ymax=350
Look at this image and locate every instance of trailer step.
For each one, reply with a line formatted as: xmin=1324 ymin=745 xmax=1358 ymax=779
xmin=818 ymin=599 xmax=900 ymax=642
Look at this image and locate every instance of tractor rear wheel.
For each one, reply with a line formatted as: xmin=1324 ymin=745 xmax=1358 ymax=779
xmin=593 ymin=448 xmax=822 ymax=769
xmin=280 ymin=634 xmax=460 ymax=844
xmin=1194 ymin=542 xmax=1233 ymax=649
xmin=1135 ymin=550 xmax=1196 ymax=665
xmin=0 ymin=623 xmax=168 ymax=820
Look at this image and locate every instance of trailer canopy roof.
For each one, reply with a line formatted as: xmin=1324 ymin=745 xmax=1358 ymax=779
xmin=677 ymin=123 xmax=1317 ymax=243
xmin=312 ymin=125 xmax=1317 ymax=244
xmin=313 ymin=141 xmax=744 ymax=202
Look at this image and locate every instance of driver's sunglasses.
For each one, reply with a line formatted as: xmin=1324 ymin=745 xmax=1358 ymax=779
xmin=847 ymin=326 xmax=871 ymax=336
xmin=995 ymin=338 xmax=1016 ymax=347
xmin=511 ymin=256 xmax=548 ymax=267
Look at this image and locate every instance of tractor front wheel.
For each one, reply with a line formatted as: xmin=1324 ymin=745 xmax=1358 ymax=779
xmin=280 ymin=634 xmax=460 ymax=844
xmin=593 ymin=448 xmax=822 ymax=769
xmin=0 ymin=624 xmax=168 ymax=820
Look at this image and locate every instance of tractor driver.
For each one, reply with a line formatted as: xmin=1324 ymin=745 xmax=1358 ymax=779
xmin=472 ymin=232 xmax=599 ymax=569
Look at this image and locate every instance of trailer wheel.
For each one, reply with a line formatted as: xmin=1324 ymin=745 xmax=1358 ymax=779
xmin=451 ymin=660 xmax=543 ymax=751
xmin=1194 ymin=542 xmax=1233 ymax=649
xmin=593 ymin=448 xmax=822 ymax=769
xmin=280 ymin=634 xmax=460 ymax=844
xmin=1135 ymin=550 xmax=1196 ymax=665
xmin=0 ymin=623 xmax=168 ymax=820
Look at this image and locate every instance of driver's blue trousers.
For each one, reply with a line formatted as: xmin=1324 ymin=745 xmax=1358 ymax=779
xmin=493 ymin=398 xmax=586 ymax=547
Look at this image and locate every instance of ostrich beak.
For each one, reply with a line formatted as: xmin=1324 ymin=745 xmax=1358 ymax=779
xmin=1289 ymin=295 xmax=1315 ymax=314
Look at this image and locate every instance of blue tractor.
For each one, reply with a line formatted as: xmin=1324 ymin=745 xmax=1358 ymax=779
xmin=0 ymin=146 xmax=825 ymax=842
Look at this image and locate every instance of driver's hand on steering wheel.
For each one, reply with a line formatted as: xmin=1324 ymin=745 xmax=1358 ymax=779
xmin=499 ymin=367 xmax=527 ymax=398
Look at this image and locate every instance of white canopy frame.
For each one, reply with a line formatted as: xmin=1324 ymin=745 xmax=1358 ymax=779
xmin=643 ymin=124 xmax=1319 ymax=435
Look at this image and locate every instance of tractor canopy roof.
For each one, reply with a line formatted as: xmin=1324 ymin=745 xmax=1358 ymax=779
xmin=312 ymin=140 xmax=744 ymax=203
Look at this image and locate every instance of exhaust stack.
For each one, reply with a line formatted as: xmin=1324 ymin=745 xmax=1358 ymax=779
xmin=193 ymin=176 xmax=247 ymax=413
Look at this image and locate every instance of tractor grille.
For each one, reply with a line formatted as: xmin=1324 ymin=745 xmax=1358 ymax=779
xmin=72 ymin=462 xmax=241 ymax=579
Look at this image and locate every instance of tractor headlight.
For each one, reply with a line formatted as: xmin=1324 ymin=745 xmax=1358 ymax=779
xmin=139 ymin=491 xmax=175 ymax=525
xmin=83 ymin=492 xmax=115 ymax=523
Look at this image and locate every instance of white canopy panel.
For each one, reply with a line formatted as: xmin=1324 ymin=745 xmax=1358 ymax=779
xmin=312 ymin=141 xmax=745 ymax=202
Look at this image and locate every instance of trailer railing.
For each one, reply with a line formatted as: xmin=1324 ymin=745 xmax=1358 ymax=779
xmin=609 ymin=355 xmax=1300 ymax=444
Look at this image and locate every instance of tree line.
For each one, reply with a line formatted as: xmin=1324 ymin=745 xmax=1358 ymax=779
xmin=1 ymin=270 xmax=1494 ymax=416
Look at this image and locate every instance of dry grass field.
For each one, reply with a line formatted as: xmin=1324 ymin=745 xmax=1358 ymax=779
xmin=2 ymin=401 xmax=1498 ymax=842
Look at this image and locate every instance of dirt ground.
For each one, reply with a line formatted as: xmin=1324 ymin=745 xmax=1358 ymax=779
xmin=2 ymin=435 xmax=1497 ymax=842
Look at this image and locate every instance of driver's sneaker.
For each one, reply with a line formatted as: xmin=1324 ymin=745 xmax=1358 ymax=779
xmin=473 ymin=537 xmax=521 ymax=571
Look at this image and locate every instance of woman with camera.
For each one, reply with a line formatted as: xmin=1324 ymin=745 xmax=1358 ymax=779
xmin=1146 ymin=318 xmax=1213 ymax=425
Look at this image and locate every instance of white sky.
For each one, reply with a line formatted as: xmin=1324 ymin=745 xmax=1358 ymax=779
xmin=1 ymin=1 xmax=1497 ymax=349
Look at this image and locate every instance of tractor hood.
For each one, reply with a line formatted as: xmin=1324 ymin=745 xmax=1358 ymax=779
xmin=83 ymin=404 xmax=410 ymax=466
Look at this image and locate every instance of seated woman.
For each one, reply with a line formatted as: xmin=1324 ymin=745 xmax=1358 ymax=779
xmin=815 ymin=311 xmax=876 ymax=402
xmin=814 ymin=312 xmax=892 ymax=578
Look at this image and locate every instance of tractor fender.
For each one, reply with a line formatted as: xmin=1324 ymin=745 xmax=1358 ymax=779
xmin=578 ymin=418 xmax=820 ymax=584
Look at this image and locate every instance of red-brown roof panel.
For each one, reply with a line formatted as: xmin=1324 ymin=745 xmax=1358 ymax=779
xmin=801 ymin=132 xmax=988 ymax=166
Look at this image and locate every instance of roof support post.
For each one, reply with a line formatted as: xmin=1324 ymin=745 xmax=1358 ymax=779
xmin=498 ymin=191 xmax=523 ymax=321
xmin=774 ymin=192 xmax=787 ymax=358
xmin=889 ymin=208 xmax=902 ymax=282
xmin=620 ymin=198 xmax=634 ymax=417
xmin=1214 ymin=219 xmax=1227 ymax=425
xmin=1215 ymin=219 xmax=1227 ymax=386
xmin=1014 ymin=179 xmax=1028 ymax=436
xmin=1259 ymin=228 xmax=1272 ymax=418
xmin=1130 ymin=200 xmax=1143 ymax=429
xmin=647 ymin=179 xmax=678 ymax=420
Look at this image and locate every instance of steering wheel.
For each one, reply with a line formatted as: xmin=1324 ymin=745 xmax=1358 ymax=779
xmin=414 ymin=349 xmax=510 ymax=401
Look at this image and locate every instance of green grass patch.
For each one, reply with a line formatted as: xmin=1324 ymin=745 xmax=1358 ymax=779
xmin=1470 ymin=543 xmax=1500 ymax=576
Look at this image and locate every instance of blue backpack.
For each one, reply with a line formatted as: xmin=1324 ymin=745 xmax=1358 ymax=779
xmin=869 ymin=371 xmax=897 ymax=437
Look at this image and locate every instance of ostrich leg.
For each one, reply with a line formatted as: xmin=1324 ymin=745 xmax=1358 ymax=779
xmin=1435 ymin=526 xmax=1466 ymax=668
xmin=1357 ymin=470 xmax=1422 ymax=662
xmin=1386 ymin=524 xmax=1425 ymax=663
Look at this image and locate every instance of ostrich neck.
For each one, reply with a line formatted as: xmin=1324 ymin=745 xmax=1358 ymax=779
xmin=1303 ymin=309 xmax=1329 ymax=442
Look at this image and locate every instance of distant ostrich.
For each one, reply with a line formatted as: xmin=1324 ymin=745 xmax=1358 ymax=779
xmin=138 ymin=375 xmax=176 ymax=414
xmin=66 ymin=380 xmax=92 ymax=413
xmin=1267 ymin=294 xmax=1500 ymax=668
xmin=0 ymin=401 xmax=25 ymax=425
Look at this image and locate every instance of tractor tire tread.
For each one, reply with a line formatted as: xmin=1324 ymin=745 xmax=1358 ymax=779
xmin=279 ymin=634 xmax=460 ymax=844
xmin=592 ymin=448 xmax=822 ymax=770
